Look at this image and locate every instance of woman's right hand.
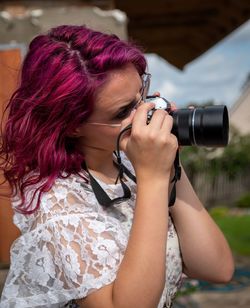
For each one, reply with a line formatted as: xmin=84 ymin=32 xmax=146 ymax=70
xmin=120 ymin=102 xmax=178 ymax=181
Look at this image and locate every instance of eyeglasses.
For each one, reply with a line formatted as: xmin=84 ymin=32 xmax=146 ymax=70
xmin=86 ymin=72 xmax=151 ymax=127
xmin=141 ymin=72 xmax=151 ymax=102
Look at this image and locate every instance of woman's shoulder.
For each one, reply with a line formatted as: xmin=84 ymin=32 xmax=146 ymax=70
xmin=12 ymin=171 xmax=97 ymax=230
xmin=40 ymin=171 xmax=96 ymax=214
xmin=53 ymin=170 xmax=90 ymax=196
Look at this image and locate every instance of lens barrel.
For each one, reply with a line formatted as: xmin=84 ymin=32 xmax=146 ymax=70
xmin=170 ymin=105 xmax=229 ymax=147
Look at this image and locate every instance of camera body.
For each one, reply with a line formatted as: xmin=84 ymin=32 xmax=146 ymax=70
xmin=145 ymin=96 xmax=229 ymax=147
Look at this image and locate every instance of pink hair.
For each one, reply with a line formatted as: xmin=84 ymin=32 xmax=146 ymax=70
xmin=0 ymin=25 xmax=147 ymax=213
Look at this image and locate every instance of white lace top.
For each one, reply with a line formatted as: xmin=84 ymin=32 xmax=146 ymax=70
xmin=0 ymin=157 xmax=183 ymax=308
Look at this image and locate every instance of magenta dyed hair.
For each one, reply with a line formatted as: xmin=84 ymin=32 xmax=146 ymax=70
xmin=0 ymin=25 xmax=147 ymax=213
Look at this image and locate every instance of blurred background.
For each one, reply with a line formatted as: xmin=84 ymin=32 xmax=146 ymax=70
xmin=0 ymin=1 xmax=250 ymax=307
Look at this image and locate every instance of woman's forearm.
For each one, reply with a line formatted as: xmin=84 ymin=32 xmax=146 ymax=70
xmin=78 ymin=105 xmax=179 ymax=308
xmin=78 ymin=177 xmax=173 ymax=308
xmin=112 ymin=177 xmax=170 ymax=308
xmin=170 ymin=167 xmax=234 ymax=282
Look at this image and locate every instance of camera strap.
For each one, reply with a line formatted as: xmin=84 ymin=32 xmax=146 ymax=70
xmin=169 ymin=149 xmax=182 ymax=207
xmin=85 ymin=160 xmax=135 ymax=207
xmin=85 ymin=124 xmax=181 ymax=208
xmin=85 ymin=151 xmax=181 ymax=208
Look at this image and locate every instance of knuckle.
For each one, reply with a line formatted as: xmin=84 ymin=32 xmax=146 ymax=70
xmin=154 ymin=109 xmax=167 ymax=118
xmin=148 ymin=130 xmax=157 ymax=141
xmin=131 ymin=128 xmax=146 ymax=142
xmin=166 ymin=114 xmax=174 ymax=127
xmin=131 ymin=129 xmax=141 ymax=140
xmin=170 ymin=134 xmax=178 ymax=148
xmin=155 ymin=109 xmax=165 ymax=115
xmin=158 ymin=135 xmax=168 ymax=145
xmin=160 ymin=133 xmax=178 ymax=147
xmin=160 ymin=134 xmax=171 ymax=145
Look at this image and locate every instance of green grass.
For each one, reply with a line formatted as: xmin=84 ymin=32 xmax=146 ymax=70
xmin=210 ymin=213 xmax=250 ymax=256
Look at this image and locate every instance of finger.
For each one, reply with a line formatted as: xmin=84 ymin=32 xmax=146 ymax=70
xmin=132 ymin=102 xmax=155 ymax=131
xmin=170 ymin=101 xmax=177 ymax=111
xmin=153 ymin=91 xmax=160 ymax=97
xmin=119 ymin=110 xmax=137 ymax=151
xmin=120 ymin=109 xmax=136 ymax=131
xmin=160 ymin=113 xmax=174 ymax=135
xmin=148 ymin=109 xmax=168 ymax=130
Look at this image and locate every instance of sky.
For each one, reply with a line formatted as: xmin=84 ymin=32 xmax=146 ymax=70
xmin=146 ymin=19 xmax=250 ymax=108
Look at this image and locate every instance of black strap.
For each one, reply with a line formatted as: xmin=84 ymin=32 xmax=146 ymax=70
xmin=113 ymin=160 xmax=137 ymax=184
xmin=87 ymin=162 xmax=134 ymax=207
xmin=87 ymin=152 xmax=181 ymax=208
xmin=169 ymin=149 xmax=182 ymax=207
xmin=85 ymin=122 xmax=181 ymax=208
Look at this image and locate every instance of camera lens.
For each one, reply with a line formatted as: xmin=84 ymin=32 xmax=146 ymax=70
xmin=170 ymin=105 xmax=229 ymax=147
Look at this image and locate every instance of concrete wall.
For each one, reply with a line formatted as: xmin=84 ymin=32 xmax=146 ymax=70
xmin=0 ymin=4 xmax=127 ymax=45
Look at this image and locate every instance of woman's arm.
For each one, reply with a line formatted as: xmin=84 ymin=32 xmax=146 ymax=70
xmin=170 ymin=166 xmax=234 ymax=283
xmin=78 ymin=103 xmax=178 ymax=308
xmin=79 ymin=177 xmax=170 ymax=308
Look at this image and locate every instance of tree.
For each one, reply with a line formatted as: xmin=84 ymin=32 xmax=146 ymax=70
xmin=181 ymin=126 xmax=250 ymax=182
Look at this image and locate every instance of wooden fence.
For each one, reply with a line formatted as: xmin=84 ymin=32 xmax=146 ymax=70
xmin=192 ymin=168 xmax=250 ymax=208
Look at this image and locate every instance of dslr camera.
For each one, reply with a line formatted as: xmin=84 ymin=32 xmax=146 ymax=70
xmin=146 ymin=96 xmax=229 ymax=147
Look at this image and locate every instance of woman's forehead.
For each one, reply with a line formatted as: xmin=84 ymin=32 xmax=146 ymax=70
xmin=95 ymin=65 xmax=142 ymax=110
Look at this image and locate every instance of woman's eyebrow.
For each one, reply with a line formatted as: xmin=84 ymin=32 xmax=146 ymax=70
xmin=109 ymin=98 xmax=138 ymax=120
xmin=115 ymin=84 xmax=143 ymax=112
xmin=116 ymin=98 xmax=137 ymax=112
xmin=111 ymin=81 xmax=143 ymax=116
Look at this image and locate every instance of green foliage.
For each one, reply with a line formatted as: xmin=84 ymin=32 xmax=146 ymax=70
xmin=180 ymin=127 xmax=250 ymax=181
xmin=216 ymin=128 xmax=250 ymax=179
xmin=235 ymin=193 xmax=250 ymax=209
xmin=212 ymin=214 xmax=250 ymax=256
xmin=209 ymin=206 xmax=229 ymax=219
xmin=180 ymin=146 xmax=209 ymax=181
xmin=175 ymin=280 xmax=199 ymax=297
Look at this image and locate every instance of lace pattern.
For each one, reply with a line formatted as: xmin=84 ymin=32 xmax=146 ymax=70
xmin=0 ymin=155 xmax=183 ymax=308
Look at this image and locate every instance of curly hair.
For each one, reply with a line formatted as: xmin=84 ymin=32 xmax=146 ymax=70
xmin=0 ymin=25 xmax=147 ymax=213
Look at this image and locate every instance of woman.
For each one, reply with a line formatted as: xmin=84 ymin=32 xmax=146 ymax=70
xmin=0 ymin=25 xmax=234 ymax=308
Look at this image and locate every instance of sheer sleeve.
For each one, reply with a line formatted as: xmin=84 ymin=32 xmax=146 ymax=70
xmin=0 ymin=177 xmax=127 ymax=307
xmin=47 ymin=212 xmax=126 ymax=301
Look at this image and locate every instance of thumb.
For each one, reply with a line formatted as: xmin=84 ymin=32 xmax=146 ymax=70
xmin=118 ymin=109 xmax=136 ymax=151
xmin=120 ymin=109 xmax=136 ymax=131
